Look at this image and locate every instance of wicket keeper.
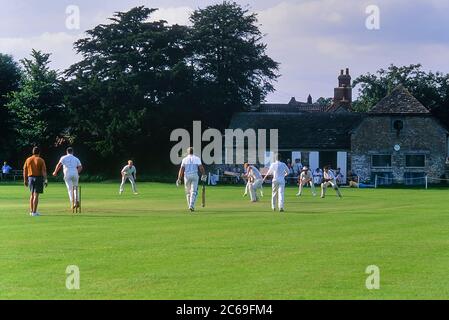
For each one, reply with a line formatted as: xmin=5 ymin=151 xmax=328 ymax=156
xmin=321 ymin=165 xmax=342 ymax=198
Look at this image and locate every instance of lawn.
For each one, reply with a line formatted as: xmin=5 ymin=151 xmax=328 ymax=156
xmin=0 ymin=182 xmax=448 ymax=299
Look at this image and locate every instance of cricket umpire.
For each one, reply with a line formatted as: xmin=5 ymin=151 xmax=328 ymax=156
xmin=23 ymin=147 xmax=48 ymax=216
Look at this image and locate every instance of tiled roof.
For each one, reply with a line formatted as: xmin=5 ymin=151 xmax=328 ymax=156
xmin=369 ymin=85 xmax=430 ymax=114
xmin=257 ymin=103 xmax=326 ymax=113
xmin=228 ymin=112 xmax=365 ymax=150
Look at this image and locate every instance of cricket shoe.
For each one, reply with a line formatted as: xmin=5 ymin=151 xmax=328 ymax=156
xmin=279 ymin=208 xmax=285 ymax=213
xmin=296 ymin=192 xmax=301 ymax=196
xmin=189 ymin=207 xmax=195 ymax=212
xmin=31 ymin=212 xmax=41 ymax=217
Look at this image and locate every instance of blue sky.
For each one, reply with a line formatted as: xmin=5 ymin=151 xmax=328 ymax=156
xmin=1 ymin=0 xmax=449 ymax=102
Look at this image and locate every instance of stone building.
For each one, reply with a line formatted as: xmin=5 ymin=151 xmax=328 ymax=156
xmin=351 ymin=85 xmax=448 ymax=184
xmin=227 ymin=69 xmax=449 ymax=184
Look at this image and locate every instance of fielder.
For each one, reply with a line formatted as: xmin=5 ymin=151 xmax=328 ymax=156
xmin=243 ymin=163 xmax=263 ymax=202
xmin=177 ymin=147 xmax=207 ymax=212
xmin=321 ymin=165 xmax=342 ymax=198
xmin=53 ymin=147 xmax=83 ymax=208
xmin=120 ymin=160 xmax=138 ymax=195
xmin=296 ymin=166 xmax=316 ymax=197
xmin=262 ymin=154 xmax=289 ymax=212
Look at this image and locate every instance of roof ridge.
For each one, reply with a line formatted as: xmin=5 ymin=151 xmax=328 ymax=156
xmin=369 ymin=85 xmax=429 ymax=114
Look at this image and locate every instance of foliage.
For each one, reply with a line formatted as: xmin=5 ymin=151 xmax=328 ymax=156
xmin=6 ymin=50 xmax=65 ymax=152
xmin=0 ymin=54 xmax=21 ymax=160
xmin=353 ymin=64 xmax=449 ymax=128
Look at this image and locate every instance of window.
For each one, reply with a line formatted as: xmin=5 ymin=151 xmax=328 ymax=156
xmin=406 ymin=155 xmax=425 ymax=168
xmin=372 ymin=155 xmax=392 ymax=168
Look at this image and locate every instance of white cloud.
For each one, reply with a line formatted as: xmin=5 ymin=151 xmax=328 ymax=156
xmin=0 ymin=32 xmax=82 ymax=72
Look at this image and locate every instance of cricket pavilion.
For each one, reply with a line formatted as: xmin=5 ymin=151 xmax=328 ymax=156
xmin=227 ymin=69 xmax=449 ymax=185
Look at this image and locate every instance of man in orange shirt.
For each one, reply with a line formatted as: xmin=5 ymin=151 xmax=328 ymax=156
xmin=23 ymin=147 xmax=48 ymax=216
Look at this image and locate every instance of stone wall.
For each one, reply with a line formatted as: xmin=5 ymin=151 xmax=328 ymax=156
xmin=351 ymin=115 xmax=448 ymax=183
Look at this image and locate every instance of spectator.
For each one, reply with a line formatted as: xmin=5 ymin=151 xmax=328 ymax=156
xmin=292 ymin=158 xmax=303 ymax=177
xmin=335 ymin=168 xmax=344 ymax=185
xmin=313 ymin=167 xmax=323 ymax=185
xmin=347 ymin=170 xmax=359 ymax=188
xmin=286 ymin=159 xmax=294 ymax=184
xmin=2 ymin=161 xmax=13 ymax=181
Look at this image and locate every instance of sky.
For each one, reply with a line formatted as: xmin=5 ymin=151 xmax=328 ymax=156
xmin=1 ymin=0 xmax=449 ymax=103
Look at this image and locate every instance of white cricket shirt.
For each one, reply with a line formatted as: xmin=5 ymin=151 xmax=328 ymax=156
xmin=59 ymin=154 xmax=82 ymax=176
xmin=266 ymin=161 xmax=289 ymax=183
xmin=181 ymin=155 xmax=202 ymax=175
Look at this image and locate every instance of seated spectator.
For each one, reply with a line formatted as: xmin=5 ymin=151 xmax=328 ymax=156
xmin=335 ymin=168 xmax=344 ymax=185
xmin=292 ymin=158 xmax=303 ymax=177
xmin=313 ymin=167 xmax=323 ymax=185
xmin=2 ymin=161 xmax=13 ymax=181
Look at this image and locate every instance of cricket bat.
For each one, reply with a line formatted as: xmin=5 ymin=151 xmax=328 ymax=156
xmin=201 ymin=180 xmax=206 ymax=207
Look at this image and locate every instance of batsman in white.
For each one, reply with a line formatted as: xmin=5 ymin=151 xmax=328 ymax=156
xmin=321 ymin=165 xmax=342 ymax=198
xmin=262 ymin=154 xmax=289 ymax=212
xmin=177 ymin=147 xmax=207 ymax=212
xmin=120 ymin=160 xmax=138 ymax=195
xmin=296 ymin=166 xmax=317 ymax=197
xmin=243 ymin=163 xmax=263 ymax=202
xmin=52 ymin=147 xmax=83 ymax=208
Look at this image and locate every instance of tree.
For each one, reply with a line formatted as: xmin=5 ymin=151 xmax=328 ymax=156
xmin=65 ymin=6 xmax=194 ymax=172
xmin=6 ymin=50 xmax=65 ymax=152
xmin=0 ymin=54 xmax=21 ymax=160
xmin=316 ymin=97 xmax=332 ymax=106
xmin=189 ymin=1 xmax=279 ymax=128
xmin=353 ymin=64 xmax=449 ymax=118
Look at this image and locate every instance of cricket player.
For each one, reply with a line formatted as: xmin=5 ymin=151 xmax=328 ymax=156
xmin=53 ymin=147 xmax=83 ymax=208
xmin=177 ymin=147 xmax=207 ymax=212
xmin=321 ymin=166 xmax=342 ymax=198
xmin=243 ymin=163 xmax=263 ymax=202
xmin=262 ymin=154 xmax=289 ymax=212
xmin=120 ymin=160 xmax=138 ymax=195
xmin=296 ymin=166 xmax=316 ymax=196
xmin=23 ymin=147 xmax=48 ymax=216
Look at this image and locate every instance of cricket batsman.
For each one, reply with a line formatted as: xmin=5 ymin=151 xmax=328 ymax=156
xmin=262 ymin=154 xmax=289 ymax=212
xmin=296 ymin=166 xmax=316 ymax=197
xmin=120 ymin=160 xmax=138 ymax=195
xmin=243 ymin=163 xmax=263 ymax=202
xmin=321 ymin=165 xmax=342 ymax=198
xmin=52 ymin=147 xmax=83 ymax=208
xmin=177 ymin=147 xmax=207 ymax=212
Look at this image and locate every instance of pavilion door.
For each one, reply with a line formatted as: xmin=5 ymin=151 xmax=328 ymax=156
xmin=309 ymin=152 xmax=319 ymax=171
xmin=291 ymin=151 xmax=302 ymax=163
xmin=264 ymin=151 xmax=274 ymax=168
xmin=337 ymin=152 xmax=347 ymax=184
xmin=319 ymin=151 xmax=337 ymax=169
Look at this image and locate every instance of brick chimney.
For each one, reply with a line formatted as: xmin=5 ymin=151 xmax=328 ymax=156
xmin=333 ymin=68 xmax=352 ymax=111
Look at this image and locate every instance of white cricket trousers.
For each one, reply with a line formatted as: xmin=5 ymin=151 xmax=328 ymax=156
xmin=120 ymin=175 xmax=137 ymax=193
xmin=64 ymin=173 xmax=79 ymax=204
xmin=298 ymin=179 xmax=316 ymax=196
xmin=271 ymin=181 xmax=285 ymax=210
xmin=321 ymin=181 xmax=341 ymax=197
xmin=250 ymin=179 xmax=263 ymax=202
xmin=184 ymin=173 xmax=199 ymax=209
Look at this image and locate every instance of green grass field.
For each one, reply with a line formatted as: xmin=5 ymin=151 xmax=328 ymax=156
xmin=1 ymin=182 xmax=448 ymax=299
